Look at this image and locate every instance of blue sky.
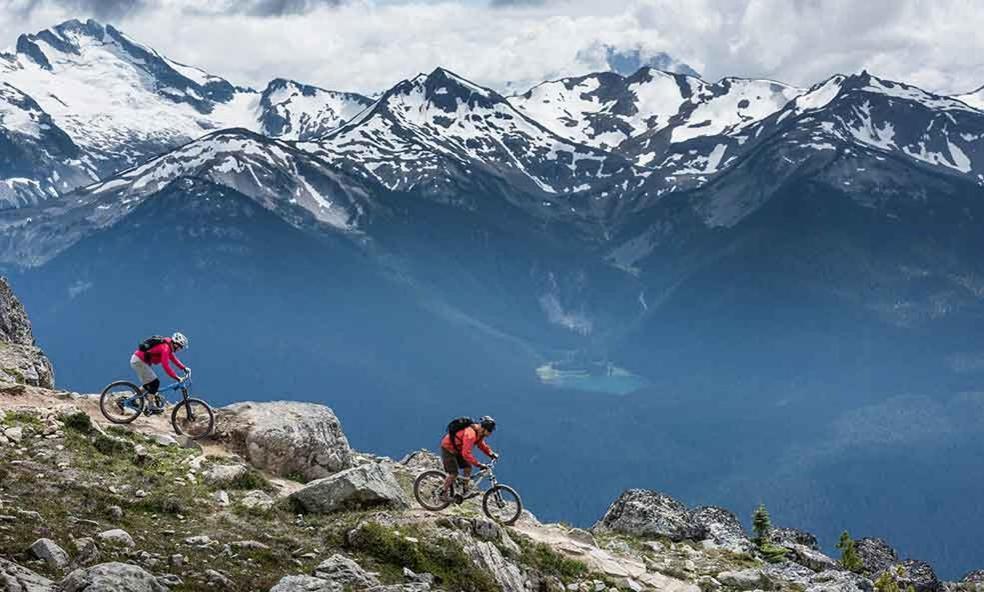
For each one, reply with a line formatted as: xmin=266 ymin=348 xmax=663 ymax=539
xmin=3 ymin=0 xmax=983 ymax=95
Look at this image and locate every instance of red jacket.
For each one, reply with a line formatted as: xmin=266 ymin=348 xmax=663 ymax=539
xmin=441 ymin=426 xmax=493 ymax=466
xmin=134 ymin=339 xmax=187 ymax=380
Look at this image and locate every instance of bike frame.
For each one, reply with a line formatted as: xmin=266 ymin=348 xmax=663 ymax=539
xmin=122 ymin=376 xmax=192 ymax=411
xmin=457 ymin=459 xmax=500 ymax=495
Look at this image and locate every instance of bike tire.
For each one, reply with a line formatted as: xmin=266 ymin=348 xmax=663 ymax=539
xmin=171 ymin=398 xmax=215 ymax=440
xmin=99 ymin=381 xmax=145 ymax=424
xmin=483 ymin=484 xmax=523 ymax=525
xmin=414 ymin=470 xmax=453 ymax=511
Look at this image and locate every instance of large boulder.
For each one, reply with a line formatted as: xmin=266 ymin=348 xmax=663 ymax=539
xmin=963 ymin=570 xmax=984 ymax=584
xmin=593 ymin=489 xmax=707 ymax=541
xmin=269 ymin=575 xmax=336 ymax=591
xmin=893 ymin=560 xmax=941 ymax=592
xmin=855 ymin=538 xmax=898 ymax=576
xmin=690 ymin=506 xmax=753 ymax=552
xmin=60 ymin=562 xmax=167 ymax=592
xmin=0 ymin=277 xmax=54 ymax=388
xmin=0 ymin=557 xmax=54 ymax=591
xmin=770 ymin=527 xmax=820 ymax=551
xmin=312 ymin=554 xmax=380 ymax=588
xmin=214 ymin=401 xmax=352 ymax=481
xmin=288 ymin=463 xmax=410 ymax=513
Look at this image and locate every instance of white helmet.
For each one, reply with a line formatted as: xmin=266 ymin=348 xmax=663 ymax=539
xmin=172 ymin=332 xmax=189 ymax=349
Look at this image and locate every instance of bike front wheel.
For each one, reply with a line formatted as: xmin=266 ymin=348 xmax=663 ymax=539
xmin=99 ymin=381 xmax=145 ymax=424
xmin=171 ymin=398 xmax=215 ymax=440
xmin=483 ymin=484 xmax=523 ymax=525
xmin=414 ymin=470 xmax=453 ymax=511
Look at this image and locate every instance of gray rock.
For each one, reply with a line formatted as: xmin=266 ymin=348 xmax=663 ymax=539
xmin=0 ymin=556 xmax=54 ymax=591
xmin=156 ymin=574 xmax=182 ymax=587
xmin=717 ymin=569 xmax=775 ymax=591
xmin=313 ymin=554 xmax=380 ymax=588
xmin=29 ymin=539 xmax=70 ymax=571
xmin=105 ymin=506 xmax=123 ymax=521
xmin=461 ymin=537 xmax=526 ymax=592
xmin=566 ymin=528 xmax=597 ymax=547
xmin=893 ymin=560 xmax=941 ymax=592
xmin=270 ymin=575 xmax=337 ymax=591
xmin=205 ymin=569 xmax=233 ymax=587
xmin=95 ymin=529 xmax=134 ymax=548
xmin=399 ymin=449 xmax=442 ymax=473
xmin=289 ymin=463 xmax=410 ymax=514
xmin=71 ymin=538 xmax=99 ymax=567
xmin=593 ymin=489 xmax=707 ymax=541
xmin=855 ymin=538 xmax=897 ymax=575
xmin=0 ymin=278 xmax=54 ymax=388
xmin=4 ymin=427 xmax=24 ymax=444
xmin=771 ymin=527 xmax=821 ymax=551
xmin=213 ymin=490 xmax=230 ymax=506
xmin=239 ymin=490 xmax=274 ymax=510
xmin=787 ymin=544 xmax=839 ymax=573
xmin=149 ymin=434 xmax=178 ymax=447
xmin=690 ymin=506 xmax=752 ymax=552
xmin=230 ymin=540 xmax=270 ymax=551
xmin=60 ymin=562 xmax=167 ymax=592
xmin=183 ymin=535 xmax=212 ymax=547
xmin=202 ymin=463 xmax=248 ymax=486
xmin=963 ymin=571 xmax=984 ymax=584
xmin=215 ymin=401 xmax=352 ymax=482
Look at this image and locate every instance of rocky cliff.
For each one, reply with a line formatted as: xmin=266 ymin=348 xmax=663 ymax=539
xmin=0 ymin=277 xmax=54 ymax=389
xmin=0 ymin=279 xmax=981 ymax=592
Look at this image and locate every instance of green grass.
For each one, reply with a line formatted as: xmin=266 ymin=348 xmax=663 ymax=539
xmin=2 ymin=410 xmax=42 ymax=428
xmin=345 ymin=522 xmax=499 ymax=592
xmin=514 ymin=535 xmax=589 ymax=581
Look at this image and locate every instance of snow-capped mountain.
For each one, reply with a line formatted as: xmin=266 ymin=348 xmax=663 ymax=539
xmin=312 ymin=68 xmax=641 ymax=214
xmin=954 ymin=84 xmax=984 ymax=112
xmin=257 ymin=78 xmax=373 ymax=141
xmin=0 ymin=82 xmax=95 ymax=208
xmin=0 ymin=19 xmax=369 ymax=202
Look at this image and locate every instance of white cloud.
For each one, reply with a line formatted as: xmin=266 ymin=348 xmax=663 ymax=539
xmin=2 ymin=0 xmax=984 ymax=96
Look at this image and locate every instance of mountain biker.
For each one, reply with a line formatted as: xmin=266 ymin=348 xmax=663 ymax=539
xmin=440 ymin=416 xmax=498 ymax=499
xmin=130 ymin=332 xmax=190 ymax=411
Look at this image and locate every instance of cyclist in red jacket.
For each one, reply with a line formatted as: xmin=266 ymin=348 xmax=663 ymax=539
xmin=440 ymin=416 xmax=498 ymax=499
xmin=130 ymin=332 xmax=189 ymax=412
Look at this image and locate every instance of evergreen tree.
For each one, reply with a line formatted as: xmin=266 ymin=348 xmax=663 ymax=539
xmin=837 ymin=531 xmax=863 ymax=573
xmin=752 ymin=504 xmax=771 ymax=546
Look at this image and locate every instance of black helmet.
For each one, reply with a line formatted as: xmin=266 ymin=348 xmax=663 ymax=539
xmin=479 ymin=415 xmax=496 ymax=432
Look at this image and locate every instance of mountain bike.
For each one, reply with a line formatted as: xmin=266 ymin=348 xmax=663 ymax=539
xmin=99 ymin=370 xmax=214 ymax=440
xmin=413 ymin=459 xmax=523 ymax=525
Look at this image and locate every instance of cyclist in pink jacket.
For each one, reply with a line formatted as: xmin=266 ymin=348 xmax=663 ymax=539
xmin=130 ymin=332 xmax=190 ymax=412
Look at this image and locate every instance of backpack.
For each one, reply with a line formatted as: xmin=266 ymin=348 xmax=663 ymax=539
xmin=138 ymin=335 xmax=169 ymax=353
xmin=446 ymin=416 xmax=473 ymax=452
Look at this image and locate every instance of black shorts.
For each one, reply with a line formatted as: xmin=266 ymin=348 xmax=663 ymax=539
xmin=441 ymin=448 xmax=470 ymax=473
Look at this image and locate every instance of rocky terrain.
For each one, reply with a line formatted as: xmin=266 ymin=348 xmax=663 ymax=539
xmin=1 ymin=281 xmax=983 ymax=592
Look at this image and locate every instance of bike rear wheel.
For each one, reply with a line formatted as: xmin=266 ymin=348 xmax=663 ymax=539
xmin=171 ymin=398 xmax=215 ymax=440
xmin=99 ymin=381 xmax=145 ymax=424
xmin=414 ymin=470 xmax=453 ymax=511
xmin=483 ymin=484 xmax=523 ymax=525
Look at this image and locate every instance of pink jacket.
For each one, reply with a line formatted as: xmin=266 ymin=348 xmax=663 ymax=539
xmin=134 ymin=340 xmax=187 ymax=380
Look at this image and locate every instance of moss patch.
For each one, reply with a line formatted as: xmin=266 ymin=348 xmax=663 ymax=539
xmin=346 ymin=522 xmax=499 ymax=592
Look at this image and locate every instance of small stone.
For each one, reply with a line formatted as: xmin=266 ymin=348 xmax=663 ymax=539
xmin=157 ymin=574 xmax=183 ymax=587
xmin=3 ymin=427 xmax=23 ymax=443
xmin=169 ymin=554 xmax=184 ymax=567
xmin=184 ymin=535 xmax=212 ymax=546
xmin=97 ymin=528 xmax=136 ymax=548
xmin=135 ymin=489 xmax=148 ymax=498
xmin=29 ymin=538 xmax=70 ymax=570
xmin=107 ymin=505 xmax=124 ymax=521
xmin=213 ymin=490 xmax=230 ymax=506
xmin=205 ymin=569 xmax=233 ymax=587
xmin=151 ymin=434 xmax=179 ymax=447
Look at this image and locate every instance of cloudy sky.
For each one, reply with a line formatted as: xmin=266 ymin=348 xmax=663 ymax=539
xmin=2 ymin=0 xmax=983 ymax=96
